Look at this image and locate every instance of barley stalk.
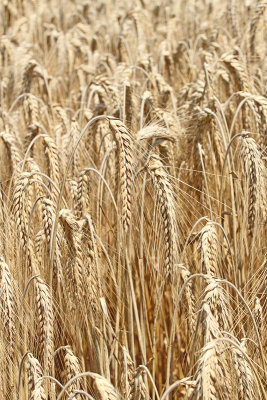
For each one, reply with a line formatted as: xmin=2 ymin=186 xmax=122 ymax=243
xmin=109 ymin=118 xmax=133 ymax=232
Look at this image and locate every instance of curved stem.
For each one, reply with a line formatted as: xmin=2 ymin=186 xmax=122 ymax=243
xmin=136 ymin=365 xmax=160 ymax=400
xmin=17 ymin=352 xmax=30 ymax=400
xmin=36 ymin=375 xmax=67 ymax=394
xmin=69 ymin=390 xmax=95 ymax=399
xmin=161 ymin=377 xmax=195 ymax=400
xmin=57 ymin=372 xmax=104 ymax=400
xmin=20 ymin=275 xmax=40 ymax=311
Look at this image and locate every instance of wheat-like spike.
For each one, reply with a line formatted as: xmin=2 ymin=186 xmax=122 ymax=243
xmin=188 ymin=79 xmax=205 ymax=108
xmin=42 ymin=198 xmax=56 ymax=244
xmin=154 ymin=72 xmax=173 ymax=108
xmin=0 ymin=256 xmax=16 ymax=360
xmin=201 ymin=301 xmax=222 ymax=345
xmin=192 ymin=341 xmax=230 ymax=400
xmin=35 ymin=229 xmax=45 ymax=265
xmin=158 ymin=140 xmax=175 ymax=176
xmin=93 ymin=75 xmax=120 ymax=115
xmin=122 ymin=349 xmax=148 ymax=400
xmin=59 ymin=209 xmax=85 ymax=301
xmin=75 ymin=169 xmax=90 ymax=218
xmin=43 ymin=134 xmax=60 ymax=204
xmin=89 ymin=81 xmax=106 ymax=109
xmin=185 ymin=106 xmax=209 ymax=199
xmin=56 ymin=346 xmax=82 ymax=395
xmin=202 ymin=103 xmax=225 ymax=171
xmin=148 ymin=153 xmax=177 ymax=276
xmin=249 ymin=2 xmax=266 ymax=56
xmin=237 ymin=92 xmax=267 ymax=150
xmin=180 ymin=265 xmax=196 ymax=332
xmin=23 ymin=94 xmax=40 ymax=128
xmin=56 ymin=33 xmax=69 ymax=76
xmin=68 ymin=179 xmax=78 ymax=209
xmin=12 ymin=169 xmax=43 ymax=275
xmin=109 ymin=118 xmax=133 ymax=232
xmin=199 ymin=222 xmax=218 ymax=277
xmin=233 ymin=339 xmax=256 ymax=400
xmin=229 ymin=0 xmax=240 ymax=41
xmin=0 ymin=36 xmax=14 ymax=66
xmin=0 ymin=131 xmax=21 ymax=173
xmin=25 ymin=157 xmax=43 ymax=175
xmin=42 ymin=198 xmax=63 ymax=286
xmin=253 ymin=297 xmax=263 ymax=337
xmin=13 ymin=172 xmax=32 ymax=249
xmin=241 ymin=135 xmax=266 ymax=235
xmin=124 ymin=81 xmax=134 ymax=131
xmin=118 ymin=35 xmax=129 ymax=63
xmin=201 ymin=277 xmax=229 ymax=337
xmin=162 ymin=50 xmax=173 ymax=84
xmin=121 ymin=347 xmax=134 ymax=399
xmin=131 ymin=370 xmax=148 ymax=400
xmin=92 ymin=373 xmax=120 ymax=400
xmin=130 ymin=9 xmax=146 ymax=40
xmin=12 ymin=172 xmax=38 ymax=275
xmin=0 ymin=181 xmax=4 ymax=228
xmin=26 ymin=353 xmax=46 ymax=400
xmin=68 ymin=119 xmax=81 ymax=177
xmin=54 ymin=106 xmax=70 ymax=135
xmin=221 ymin=53 xmax=250 ymax=92
xmin=91 ymin=119 xmax=112 ymax=168
xmin=141 ymin=90 xmax=155 ymax=124
xmin=80 ymin=216 xmax=96 ymax=266
xmin=137 ymin=125 xmax=175 ymax=143
xmin=84 ymin=215 xmax=100 ymax=266
xmin=34 ymin=277 xmax=54 ymax=375
xmin=20 ymin=59 xmax=38 ymax=94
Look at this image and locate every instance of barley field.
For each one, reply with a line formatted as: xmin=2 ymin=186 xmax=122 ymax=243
xmin=0 ymin=0 xmax=266 ymax=399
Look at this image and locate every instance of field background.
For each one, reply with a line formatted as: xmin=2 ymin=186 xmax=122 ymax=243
xmin=0 ymin=0 xmax=266 ymax=399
